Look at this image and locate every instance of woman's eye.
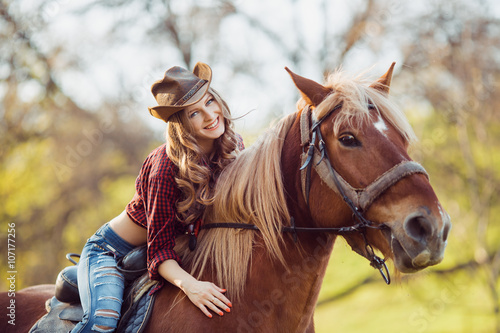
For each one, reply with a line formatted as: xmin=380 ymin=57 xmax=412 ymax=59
xmin=206 ymin=98 xmax=214 ymax=106
xmin=339 ymin=134 xmax=361 ymax=147
xmin=189 ymin=111 xmax=199 ymax=118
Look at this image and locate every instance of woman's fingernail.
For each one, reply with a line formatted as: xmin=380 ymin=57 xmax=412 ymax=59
xmin=208 ymin=314 xmax=213 ymax=318
xmin=219 ymin=311 xmax=224 ymax=316
xmin=228 ymin=302 xmax=233 ymax=308
xmin=226 ymin=308 xmax=231 ymax=312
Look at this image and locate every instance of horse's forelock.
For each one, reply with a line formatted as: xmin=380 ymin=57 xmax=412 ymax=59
xmin=313 ymin=70 xmax=417 ymax=145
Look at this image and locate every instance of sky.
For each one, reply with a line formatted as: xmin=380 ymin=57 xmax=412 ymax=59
xmin=10 ymin=0 xmax=500 ymax=135
xmin=7 ymin=0 xmax=372 ymax=134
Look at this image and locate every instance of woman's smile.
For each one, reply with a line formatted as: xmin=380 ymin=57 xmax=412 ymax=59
xmin=205 ymin=116 xmax=220 ymax=130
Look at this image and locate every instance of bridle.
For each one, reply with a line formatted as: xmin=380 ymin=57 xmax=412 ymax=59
xmin=297 ymin=104 xmax=429 ymax=283
xmin=202 ymin=104 xmax=429 ymax=285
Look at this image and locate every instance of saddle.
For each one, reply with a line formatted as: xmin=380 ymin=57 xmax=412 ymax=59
xmin=29 ymin=246 xmax=158 ymax=333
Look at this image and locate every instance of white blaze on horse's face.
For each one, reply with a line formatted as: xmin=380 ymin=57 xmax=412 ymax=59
xmin=373 ymin=114 xmax=388 ymax=137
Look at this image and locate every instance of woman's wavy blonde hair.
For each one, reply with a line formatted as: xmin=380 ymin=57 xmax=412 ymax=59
xmin=166 ymin=87 xmax=241 ymax=226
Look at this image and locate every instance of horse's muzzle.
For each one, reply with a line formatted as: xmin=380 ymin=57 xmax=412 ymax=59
xmin=389 ymin=206 xmax=451 ymax=273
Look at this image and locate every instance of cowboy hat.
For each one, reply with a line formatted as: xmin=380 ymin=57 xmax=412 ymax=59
xmin=149 ymin=62 xmax=212 ymax=122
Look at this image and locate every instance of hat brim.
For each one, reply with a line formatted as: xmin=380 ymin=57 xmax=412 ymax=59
xmin=149 ymin=80 xmax=210 ymax=122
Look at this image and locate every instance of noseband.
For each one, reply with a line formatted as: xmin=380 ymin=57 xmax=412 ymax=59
xmin=202 ymin=105 xmax=429 ymax=285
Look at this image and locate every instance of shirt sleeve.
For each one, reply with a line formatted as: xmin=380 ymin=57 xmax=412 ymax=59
xmin=143 ymin=166 xmax=183 ymax=281
xmin=126 ymin=191 xmax=147 ymax=228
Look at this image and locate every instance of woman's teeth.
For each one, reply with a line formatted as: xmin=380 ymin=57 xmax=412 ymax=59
xmin=205 ymin=117 xmax=219 ymax=129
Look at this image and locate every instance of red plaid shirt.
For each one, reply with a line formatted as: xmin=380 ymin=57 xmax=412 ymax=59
xmin=126 ymin=135 xmax=244 ymax=293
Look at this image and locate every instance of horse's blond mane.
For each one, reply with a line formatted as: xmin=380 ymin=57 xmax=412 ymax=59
xmin=175 ymin=112 xmax=296 ymax=301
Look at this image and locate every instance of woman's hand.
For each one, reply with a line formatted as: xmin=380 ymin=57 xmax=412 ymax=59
xmin=158 ymin=259 xmax=232 ymax=318
xmin=181 ymin=280 xmax=232 ymax=318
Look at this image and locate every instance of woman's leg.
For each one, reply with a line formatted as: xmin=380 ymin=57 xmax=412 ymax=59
xmin=72 ymin=248 xmax=125 ymax=333
xmin=71 ymin=223 xmax=133 ymax=333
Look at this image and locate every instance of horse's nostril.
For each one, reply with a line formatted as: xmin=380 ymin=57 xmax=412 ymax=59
xmin=404 ymin=215 xmax=433 ymax=243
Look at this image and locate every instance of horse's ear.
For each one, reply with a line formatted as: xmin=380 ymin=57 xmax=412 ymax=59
xmin=285 ymin=67 xmax=332 ymax=107
xmin=370 ymin=62 xmax=396 ymax=95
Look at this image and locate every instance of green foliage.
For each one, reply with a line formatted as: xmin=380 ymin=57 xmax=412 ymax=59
xmin=1 ymin=140 xmax=56 ymax=220
xmin=0 ymin=129 xmax=151 ymax=288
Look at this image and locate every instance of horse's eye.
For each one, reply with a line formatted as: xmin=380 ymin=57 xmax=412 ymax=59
xmin=339 ymin=134 xmax=361 ymax=147
xmin=368 ymin=103 xmax=376 ymax=110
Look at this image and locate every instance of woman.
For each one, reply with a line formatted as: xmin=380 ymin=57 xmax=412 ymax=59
xmin=72 ymin=62 xmax=244 ymax=333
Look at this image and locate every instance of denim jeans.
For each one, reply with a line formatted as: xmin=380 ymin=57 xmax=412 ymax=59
xmin=71 ymin=223 xmax=136 ymax=333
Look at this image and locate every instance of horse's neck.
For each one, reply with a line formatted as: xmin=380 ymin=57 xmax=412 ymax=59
xmin=245 ymin=232 xmax=335 ymax=330
xmin=285 ymin=233 xmax=336 ymax=330
xmin=259 ymin=112 xmax=336 ymax=329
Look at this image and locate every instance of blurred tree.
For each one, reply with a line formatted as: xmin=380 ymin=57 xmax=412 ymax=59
xmin=0 ymin=1 xmax=154 ymax=286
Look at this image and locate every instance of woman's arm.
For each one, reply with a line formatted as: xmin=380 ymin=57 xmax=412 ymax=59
xmin=158 ymin=259 xmax=232 ymax=318
xmin=134 ymin=148 xmax=232 ymax=317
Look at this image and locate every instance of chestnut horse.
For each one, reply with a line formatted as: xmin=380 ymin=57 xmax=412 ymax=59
xmin=1 ymin=64 xmax=450 ymax=333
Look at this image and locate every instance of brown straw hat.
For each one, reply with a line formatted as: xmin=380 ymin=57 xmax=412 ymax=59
xmin=148 ymin=62 xmax=212 ymax=122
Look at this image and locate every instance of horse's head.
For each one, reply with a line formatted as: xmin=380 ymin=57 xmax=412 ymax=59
xmin=286 ymin=64 xmax=451 ymax=274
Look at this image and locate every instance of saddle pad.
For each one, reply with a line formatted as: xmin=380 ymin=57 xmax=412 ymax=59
xmin=29 ymin=296 xmax=79 ymax=333
xmin=117 ymin=279 xmax=158 ymax=333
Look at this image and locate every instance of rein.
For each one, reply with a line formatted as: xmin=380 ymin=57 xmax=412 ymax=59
xmin=202 ymin=105 xmax=429 ymax=285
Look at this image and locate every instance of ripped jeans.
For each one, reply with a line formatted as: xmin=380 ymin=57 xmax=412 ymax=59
xmin=71 ymin=222 xmax=135 ymax=333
